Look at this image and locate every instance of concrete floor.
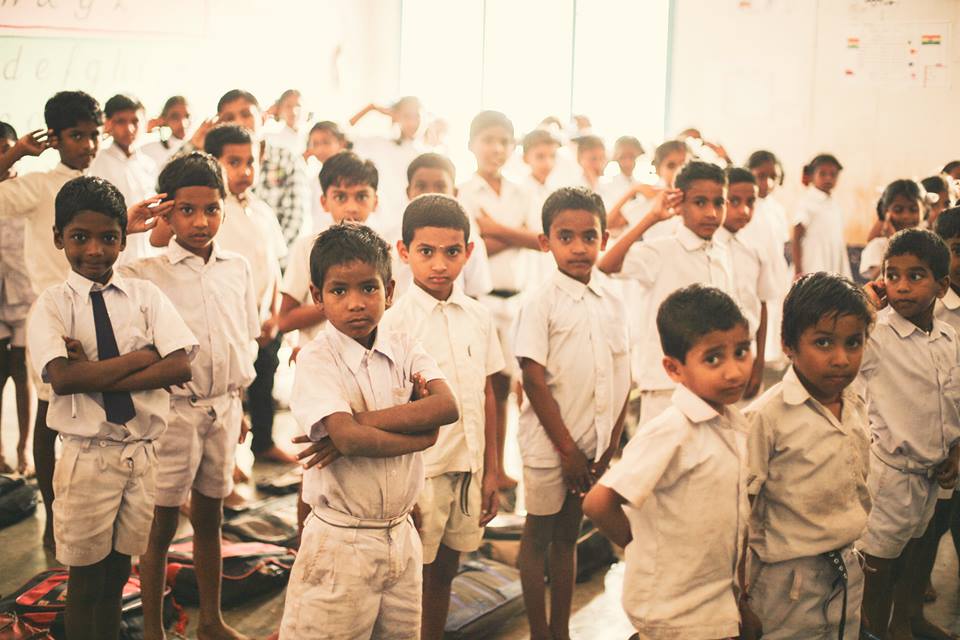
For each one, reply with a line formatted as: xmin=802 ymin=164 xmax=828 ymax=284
xmin=2 ymin=359 xmax=958 ymax=639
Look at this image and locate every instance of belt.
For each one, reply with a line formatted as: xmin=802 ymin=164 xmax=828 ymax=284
xmin=821 ymin=545 xmax=859 ymax=640
xmin=62 ymin=434 xmax=155 ymax=476
xmin=457 ymin=472 xmax=472 ymax=517
xmin=488 ymin=289 xmax=520 ymax=299
xmin=312 ymin=505 xmax=410 ymax=530
xmin=871 ymin=446 xmax=937 ymax=479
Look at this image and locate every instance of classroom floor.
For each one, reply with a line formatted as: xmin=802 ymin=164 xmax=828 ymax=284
xmin=2 ymin=360 xmax=958 ymax=639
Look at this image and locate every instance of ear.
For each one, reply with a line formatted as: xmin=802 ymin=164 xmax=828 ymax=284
xmin=452 ymin=186 xmax=459 ymax=198
xmin=320 ymin=193 xmax=328 ymax=211
xmin=48 ymin=131 xmax=60 ymax=150
xmin=936 ymin=275 xmax=951 ymax=299
xmin=464 ymin=241 xmax=475 ymax=261
xmin=397 ymin=239 xmax=410 ymax=264
xmin=309 ymin=283 xmax=323 ymax=306
xmin=384 ymin=279 xmax=396 ymax=309
xmin=53 ymin=226 xmax=64 ymax=250
xmin=662 ymin=355 xmax=685 ymax=384
xmin=371 ymin=193 xmax=379 ymax=212
xmin=600 ymin=230 xmax=610 ymax=251
xmin=782 ymin=342 xmax=795 ymax=361
xmin=537 ymin=233 xmax=550 ymax=252
xmin=405 ymin=185 xmax=413 ymax=200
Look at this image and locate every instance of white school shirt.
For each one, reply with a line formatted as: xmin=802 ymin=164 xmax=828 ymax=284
xmin=141 ymin=137 xmax=185 ymax=169
xmin=27 ymin=270 xmax=198 ymax=440
xmin=519 ymin=173 xmax=558 ymax=288
xmin=89 ymin=141 xmax=159 ymax=264
xmin=858 ymin=236 xmax=888 ymax=278
xmin=794 ymin=185 xmax=852 ymax=279
xmin=0 ymin=163 xmax=83 ymax=295
xmin=118 ymin=241 xmax=260 ymax=399
xmin=513 ymin=269 xmax=631 ymax=467
xmin=935 ymin=288 xmax=960 ymax=334
xmin=382 ymin=283 xmax=504 ymax=476
xmin=217 ymin=193 xmax=287 ymax=318
xmin=0 ymin=218 xmax=35 ymax=309
xmin=280 ymin=232 xmax=324 ymax=345
xmin=618 ymin=223 xmax=736 ymax=391
xmin=600 ymin=384 xmax=748 ymax=639
xmin=859 ymin=306 xmax=960 ymax=466
xmin=458 ymin=174 xmax=537 ymax=293
xmin=291 ymin=322 xmax=446 ymax=519
xmin=353 ymin=136 xmax=424 ymax=220
xmin=746 ymin=366 xmax=871 ymax=562
xmin=739 ymin=196 xmax=790 ymax=285
xmin=714 ymin=226 xmax=778 ymax=335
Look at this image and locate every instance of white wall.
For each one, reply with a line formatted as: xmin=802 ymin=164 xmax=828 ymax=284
xmin=668 ymin=0 xmax=960 ymax=242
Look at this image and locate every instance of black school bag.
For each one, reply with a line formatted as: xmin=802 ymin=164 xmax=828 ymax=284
xmin=222 ymin=496 xmax=299 ymax=549
xmin=443 ymin=556 xmax=524 ymax=640
xmin=0 ymin=475 xmax=38 ymax=529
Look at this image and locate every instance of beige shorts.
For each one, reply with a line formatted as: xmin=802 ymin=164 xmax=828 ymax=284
xmin=748 ymin=546 xmax=863 ymax=640
xmin=858 ymin=450 xmax=939 ymax=559
xmin=638 ymin=389 xmax=673 ymax=428
xmin=155 ymin=393 xmax=242 ymax=507
xmin=0 ymin=307 xmax=28 ymax=347
xmin=279 ymin=511 xmax=422 ymax=639
xmin=419 ymin=472 xmax=484 ymax=563
xmin=53 ymin=436 xmax=157 ymax=566
xmin=523 ymin=466 xmax=571 ymax=516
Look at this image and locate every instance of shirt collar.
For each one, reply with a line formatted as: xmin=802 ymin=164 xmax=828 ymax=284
xmin=54 ymin=162 xmax=84 ymax=177
xmin=406 ymin=280 xmax=471 ymax=314
xmin=675 ymin=223 xmax=712 ymax=252
xmin=551 ymin=268 xmax=603 ymax=300
xmin=942 ymin=287 xmax=960 ymax=311
xmin=65 ymin=269 xmax=130 ymax=301
xmin=165 ymin=239 xmax=225 ymax=265
xmin=325 ymin=321 xmax=398 ymax=374
xmin=713 ymin=226 xmax=734 ymax=245
xmin=884 ymin=306 xmax=953 ymax=340
xmin=671 ymin=383 xmax=722 ymax=424
xmin=806 ymin=185 xmax=830 ymax=202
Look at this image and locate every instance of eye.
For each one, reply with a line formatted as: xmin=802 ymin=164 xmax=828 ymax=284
xmin=559 ymin=232 xmax=572 ymax=242
xmin=329 ymin=287 xmax=345 ymax=296
xmin=446 ymin=247 xmax=461 ymax=256
xmin=207 ymin=205 xmax=220 ymax=215
xmin=356 ymin=193 xmax=367 ymax=201
xmin=693 ymin=197 xmax=707 ymax=206
xmin=814 ymin=337 xmax=832 ymax=348
xmin=70 ymin=232 xmax=87 ymax=241
xmin=910 ymin=272 xmax=924 ymax=281
xmin=846 ymin=336 xmax=863 ymax=349
xmin=103 ymin=234 xmax=119 ymax=244
xmin=704 ymin=353 xmax=721 ymax=365
xmin=362 ymin=283 xmax=379 ymax=294
xmin=735 ymin=346 xmax=750 ymax=358
xmin=419 ymin=247 xmax=433 ymax=256
xmin=729 ymin=197 xmax=740 ymax=206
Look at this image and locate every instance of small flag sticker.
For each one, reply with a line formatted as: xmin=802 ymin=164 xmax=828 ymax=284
xmin=921 ymin=34 xmax=941 ymax=45
xmin=847 ymin=37 xmax=860 ymax=48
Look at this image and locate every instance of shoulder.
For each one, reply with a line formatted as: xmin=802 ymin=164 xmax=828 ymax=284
xmin=297 ymin=332 xmax=341 ymax=367
xmin=622 ymin=406 xmax=691 ymax=460
xmin=117 ymin=255 xmax=170 ymax=280
xmin=744 ymin=382 xmax=787 ymax=420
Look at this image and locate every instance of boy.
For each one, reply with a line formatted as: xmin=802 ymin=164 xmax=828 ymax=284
xmin=514 ymin=187 xmax=630 ymax=640
xmin=573 ymin=134 xmax=607 ymax=192
xmin=583 ymin=285 xmax=754 ymax=640
xmin=600 ymin=135 xmax=644 ymax=211
xmin=26 ymin=176 xmax=195 ymax=640
xmin=746 ymin=273 xmax=873 ymax=638
xmin=89 ymin=93 xmax=158 ymax=263
xmin=382 ymin=194 xmax=504 ymax=639
xmin=521 ymin=129 xmax=560 ymax=214
xmin=714 ymin=168 xmax=778 ymax=400
xmin=859 ymin=229 xmax=960 ymax=640
xmin=458 ymin=110 xmax=538 ymax=492
xmin=793 ymin=154 xmax=851 ymax=279
xmin=120 ymin=152 xmax=259 ymax=640
xmin=599 ymin=160 xmax=735 ymax=426
xmin=278 ymin=223 xmax=459 ymax=639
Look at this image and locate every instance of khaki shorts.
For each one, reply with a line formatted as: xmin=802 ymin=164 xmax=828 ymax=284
xmin=523 ymin=466 xmax=571 ymax=516
xmin=155 ymin=393 xmax=242 ymax=507
xmin=419 ymin=472 xmax=483 ymax=563
xmin=0 ymin=306 xmax=28 ymax=347
xmin=53 ymin=436 xmax=157 ymax=566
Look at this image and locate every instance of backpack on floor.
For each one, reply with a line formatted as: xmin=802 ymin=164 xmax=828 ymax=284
xmin=443 ymin=555 xmax=524 ymax=640
xmin=0 ymin=612 xmax=52 ymax=640
xmin=254 ymin=467 xmax=302 ymax=496
xmin=0 ymin=569 xmax=183 ymax=639
xmin=571 ymin=519 xmax=618 ymax=583
xmin=222 ymin=495 xmax=299 ymax=548
xmin=0 ymin=476 xmax=38 ymax=529
xmin=166 ymin=539 xmax=295 ymax=608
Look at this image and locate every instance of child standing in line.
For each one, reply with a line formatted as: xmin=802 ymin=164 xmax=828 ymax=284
xmin=793 ymin=153 xmax=851 ymax=279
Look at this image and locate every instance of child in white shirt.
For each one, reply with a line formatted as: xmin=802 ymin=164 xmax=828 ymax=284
xmin=600 ymin=136 xmax=645 ymax=210
xmin=859 ymin=179 xmax=923 ymax=281
xmin=584 ymin=285 xmax=755 ymax=639
xmin=793 ymin=153 xmax=851 ymax=279
xmin=519 ymin=130 xmax=561 ymax=288
xmin=514 ymin=187 xmax=630 ymax=640
xmin=606 ymin=139 xmax=687 ymax=236
xmin=573 ymin=135 xmax=607 ymax=193
xmin=141 ymin=95 xmax=190 ymax=169
xmin=302 ymin=120 xmax=350 ymax=232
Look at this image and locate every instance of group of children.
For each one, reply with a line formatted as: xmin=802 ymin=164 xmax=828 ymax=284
xmin=0 ymin=87 xmax=959 ymax=640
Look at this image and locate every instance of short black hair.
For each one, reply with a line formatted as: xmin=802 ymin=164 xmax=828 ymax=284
xmin=541 ymin=187 xmax=606 ymax=234
xmin=0 ymin=121 xmax=16 ymax=141
xmin=217 ymin=89 xmax=259 ymax=114
xmin=406 ymin=152 xmax=455 ymax=185
xmin=157 ymin=151 xmax=226 ymax=201
xmin=921 ymin=175 xmax=948 ymax=199
xmin=653 ymin=140 xmax=686 ymax=168
xmin=747 ymin=149 xmax=784 ymax=185
xmin=942 ymin=161 xmax=960 ymax=175
xmin=726 ymin=167 xmax=756 ymax=186
xmin=575 ymin=135 xmax=605 ymax=155
xmin=884 ymin=228 xmax=950 ymax=280
xmin=657 ymin=285 xmax=747 ymax=362
xmin=204 ymin=124 xmax=253 ymax=159
xmin=781 ymin=272 xmax=872 ymax=350
xmin=104 ymin=94 xmax=143 ymax=118
xmin=877 ymin=179 xmax=923 ymax=220
xmin=401 ymin=194 xmax=470 ymax=246
xmin=308 ymin=121 xmax=351 ymax=149
xmin=521 ymin=129 xmax=559 ymax=155
xmin=935 ymin=207 xmax=960 ymax=240
xmin=160 ymin=95 xmax=187 ymax=117
xmin=310 ymin=222 xmax=392 ymax=291
xmin=614 ymin=135 xmax=644 ymax=155
xmin=319 ymin=151 xmax=378 ymax=193
xmin=809 ymin=153 xmax=843 ymax=172
xmin=675 ymin=160 xmax=726 ymax=192
xmin=469 ymin=110 xmax=514 ymax=142
xmin=44 ymin=91 xmax=103 ymax=135
xmin=54 ymin=176 xmax=127 ymax=237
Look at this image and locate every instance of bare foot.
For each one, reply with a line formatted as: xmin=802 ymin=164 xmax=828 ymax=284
xmin=912 ymin=616 xmax=960 ymax=640
xmin=233 ymin=464 xmax=249 ymax=484
xmin=197 ymin=620 xmax=252 ymax=640
xmin=254 ymin=445 xmax=297 ymax=465
xmin=16 ymin=447 xmax=32 ymax=476
xmin=0 ymin=457 xmax=13 ymax=474
xmin=497 ymin=473 xmax=518 ymax=491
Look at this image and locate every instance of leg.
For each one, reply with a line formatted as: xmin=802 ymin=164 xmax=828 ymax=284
xmin=32 ymin=400 xmax=55 ymax=549
xmin=249 ymin=337 xmax=292 ymax=463
xmin=66 ymin=558 xmax=110 ymax=640
xmin=0 ymin=338 xmax=12 ymax=473
xmin=140 ymin=506 xmax=181 ymax=640
xmin=547 ymin=494 xmax=583 ymax=640
xmin=9 ymin=347 xmax=31 ymax=474
xmin=862 ymin=553 xmax=896 ymax=638
xmin=949 ymin=491 xmax=960 ymax=575
xmin=421 ymin=543 xmax=460 ymax=640
xmin=519 ymin=513 xmax=556 ymax=640
xmin=96 ymin=551 xmax=133 ymax=640
xmin=491 ymin=372 xmax=515 ymax=490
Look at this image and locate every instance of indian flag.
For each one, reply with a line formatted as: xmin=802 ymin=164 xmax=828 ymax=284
xmin=921 ymin=34 xmax=941 ymax=45
xmin=847 ymin=37 xmax=860 ymax=48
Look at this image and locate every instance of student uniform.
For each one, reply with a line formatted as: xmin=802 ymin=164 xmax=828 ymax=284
xmin=353 ymin=136 xmax=425 ymax=224
xmin=513 ymin=269 xmax=630 ymax=516
xmin=858 ymin=236 xmax=888 ymax=279
xmin=119 ymin=241 xmax=260 ymax=506
xmin=26 ymin=271 xmax=197 ymax=566
xmin=935 ymin=291 xmax=960 ymax=504
xmin=745 ymin=367 xmax=870 ymax=639
xmin=382 ymin=283 xmax=504 ymax=562
xmin=0 ymin=219 xmax=35 ymax=347
xmin=616 ymin=224 xmax=736 ymax=426
xmin=714 ymin=226 xmax=779 ymax=341
xmin=599 ymin=384 xmax=749 ymax=639
xmin=794 ymin=185 xmax=852 ymax=279
xmin=279 ymin=323 xmax=445 ymax=639
xmin=141 ymin=136 xmax=185 ymax=169
xmin=858 ymin=307 xmax=960 ymax=559
xmin=280 ymin=232 xmax=325 ymax=346
xmin=520 ymin=172 xmax=560 ymax=288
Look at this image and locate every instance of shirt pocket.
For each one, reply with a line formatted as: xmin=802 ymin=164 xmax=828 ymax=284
xmin=121 ymin=304 xmax=153 ymax=354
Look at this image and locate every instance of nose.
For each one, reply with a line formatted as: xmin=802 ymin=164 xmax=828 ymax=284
xmin=86 ymin=238 xmax=104 ymax=257
xmin=829 ymin=346 xmax=850 ymax=368
xmin=193 ymin=214 xmax=208 ymax=229
xmin=345 ymin=291 xmax=366 ymax=311
xmin=430 ymin=255 xmax=447 ymax=272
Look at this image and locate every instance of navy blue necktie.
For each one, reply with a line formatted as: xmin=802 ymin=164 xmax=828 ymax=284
xmin=89 ymin=289 xmax=136 ymax=425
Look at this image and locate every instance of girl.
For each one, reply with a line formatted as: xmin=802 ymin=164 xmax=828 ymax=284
xmin=859 ymin=179 xmax=924 ymax=281
xmin=142 ymin=95 xmax=190 ymax=167
xmin=304 ymin=121 xmax=351 ymax=231
xmin=606 ymin=139 xmax=687 ymax=235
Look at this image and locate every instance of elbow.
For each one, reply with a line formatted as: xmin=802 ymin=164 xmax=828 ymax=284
xmin=423 ymin=428 xmax=440 ymax=448
xmin=50 ymin=378 xmax=74 ymax=396
xmin=173 ymin=362 xmax=193 ymax=386
xmin=440 ymin=398 xmax=459 ymax=426
xmin=581 ymin=487 xmax=603 ymax=521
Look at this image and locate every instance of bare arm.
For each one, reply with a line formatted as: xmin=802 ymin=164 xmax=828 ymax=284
xmin=348 ymin=103 xmax=388 ymax=127
xmin=607 ymin=183 xmax=660 ymax=230
xmin=598 ymin=190 xmax=681 ymax=274
xmin=323 ymin=412 xmax=439 ymax=457
xmin=354 ymin=379 xmax=459 ymax=433
xmin=277 ymin=293 xmax=326 ymax=333
xmin=792 ymin=224 xmax=805 ymax=276
xmin=102 ymin=349 xmax=192 ymax=392
xmin=745 ymin=303 xmax=767 ymax=400
xmin=595 ymin=397 xmax=629 ymax=475
xmin=45 ymin=348 xmax=158 ymax=395
xmin=150 ymin=216 xmax=174 ymax=248
xmin=479 ymin=376 xmax=500 ymax=525
xmin=582 ymin=484 xmax=631 ymax=548
xmin=0 ymin=130 xmax=49 ymax=178
xmin=483 ymin=236 xmax=511 ymax=257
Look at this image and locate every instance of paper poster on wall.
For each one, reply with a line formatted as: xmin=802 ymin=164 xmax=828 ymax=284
xmin=0 ymin=1 xmax=208 ymax=38
xmin=842 ymin=22 xmax=950 ymax=88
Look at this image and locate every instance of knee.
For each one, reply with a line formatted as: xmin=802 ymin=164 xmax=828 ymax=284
xmin=189 ymin=498 xmax=223 ymax=533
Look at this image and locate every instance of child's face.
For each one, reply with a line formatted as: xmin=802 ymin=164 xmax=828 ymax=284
xmin=399 ymin=226 xmax=473 ymax=300
xmin=883 ymin=253 xmax=948 ymax=327
xmin=664 ymin=324 xmax=753 ymax=413
xmin=539 ymin=209 xmax=607 ymax=284
xmin=279 ymin=94 xmax=302 ymax=129
xmin=306 ymin=130 xmax=344 ymax=164
xmin=656 ymin=150 xmax=687 ymax=186
xmin=944 ymin=236 xmax=960 ymax=292
xmin=310 ymin=260 xmax=394 ymax=348
xmin=394 ymin=102 xmax=421 ymax=140
xmin=470 ymin=125 xmax=513 ymax=175
xmin=106 ymin=109 xmax=141 ymax=152
xmin=54 ymin=210 xmax=125 ymax=284
xmin=219 ymin=143 xmax=257 ymax=196
xmin=322 ymin=180 xmax=377 ymax=223
xmin=52 ymin=120 xmax=100 ymax=171
xmin=166 ymin=186 xmax=223 ymax=258
xmin=614 ymin=145 xmax=640 ymax=176
xmin=885 ymin=194 xmax=921 ymax=232
xmin=523 ymin=143 xmax=557 ymax=182
xmin=751 ymin=161 xmax=778 ymax=199
xmin=812 ymin=163 xmax=839 ymax=194
xmin=218 ymin=98 xmax=260 ymax=135
xmin=578 ymin=146 xmax=607 ymax=176
xmin=679 ymin=179 xmax=726 ymax=240
xmin=785 ymin=313 xmax=866 ymax=404
xmin=724 ymin=182 xmax=758 ymax=233
xmin=407 ymin=167 xmax=455 ymax=199
xmin=164 ymin=103 xmax=190 ymax=140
